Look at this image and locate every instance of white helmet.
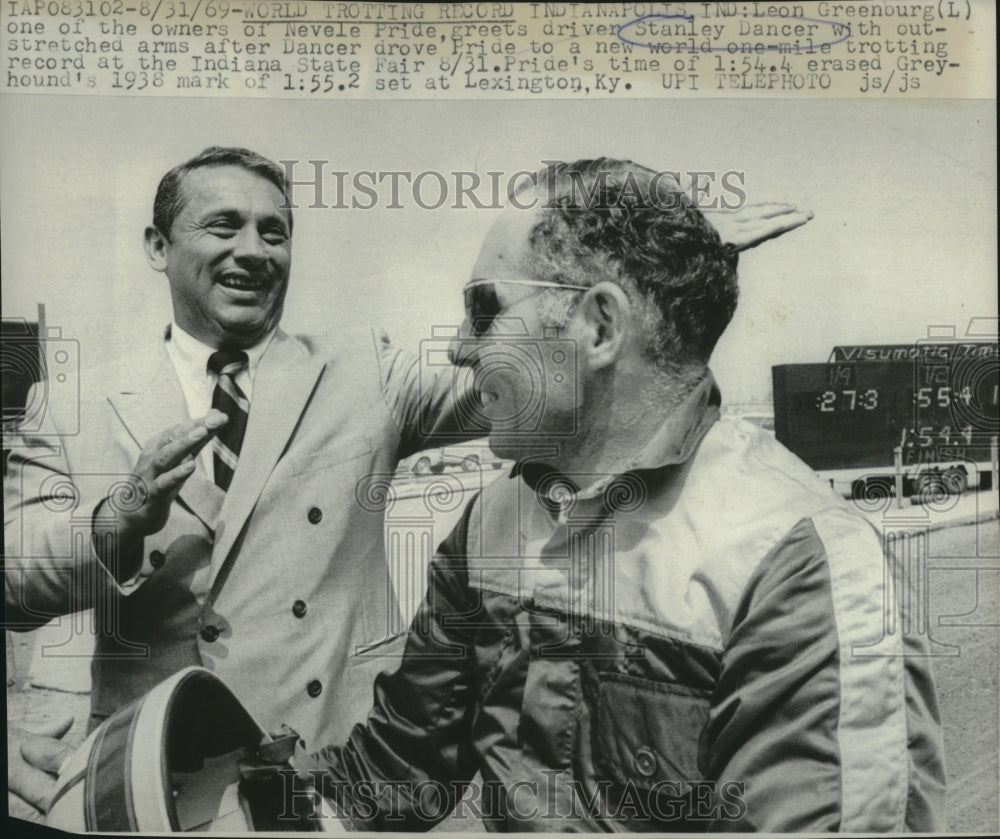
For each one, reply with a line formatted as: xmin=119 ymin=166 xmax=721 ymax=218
xmin=46 ymin=666 xmax=334 ymax=832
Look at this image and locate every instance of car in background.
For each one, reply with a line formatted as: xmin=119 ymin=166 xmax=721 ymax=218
xmin=402 ymin=440 xmax=509 ymax=477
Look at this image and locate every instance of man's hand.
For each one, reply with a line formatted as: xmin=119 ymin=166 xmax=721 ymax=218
xmin=704 ymin=202 xmax=813 ymax=252
xmin=93 ymin=410 xmax=227 ymax=579
xmin=7 ymin=716 xmax=76 ymax=819
xmin=116 ymin=409 xmax=228 ymax=539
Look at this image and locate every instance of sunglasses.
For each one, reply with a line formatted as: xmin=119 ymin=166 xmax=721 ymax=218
xmin=463 ymin=278 xmax=590 ymax=337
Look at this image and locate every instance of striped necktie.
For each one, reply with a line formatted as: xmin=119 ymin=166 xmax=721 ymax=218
xmin=208 ymin=349 xmax=250 ymax=491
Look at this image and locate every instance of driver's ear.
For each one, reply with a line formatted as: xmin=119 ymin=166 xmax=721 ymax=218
xmin=577 ymin=282 xmax=633 ymax=371
xmin=144 ymin=226 xmax=169 ymax=272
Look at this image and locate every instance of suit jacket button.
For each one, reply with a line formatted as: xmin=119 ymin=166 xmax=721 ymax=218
xmin=292 ymin=600 xmax=307 ymax=618
xmin=307 ymin=507 xmax=323 ymax=524
xmin=634 ymin=746 xmax=657 ymax=777
xmin=149 ymin=550 xmax=166 ymax=568
xmin=307 ymin=680 xmax=322 ymax=698
xmin=200 ymin=625 xmax=220 ymax=643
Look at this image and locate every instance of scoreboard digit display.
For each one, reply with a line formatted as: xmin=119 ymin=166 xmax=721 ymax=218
xmin=772 ymin=343 xmax=999 ymax=472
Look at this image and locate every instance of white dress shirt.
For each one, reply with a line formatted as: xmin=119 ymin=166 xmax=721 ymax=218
xmin=164 ymin=323 xmax=274 ymax=481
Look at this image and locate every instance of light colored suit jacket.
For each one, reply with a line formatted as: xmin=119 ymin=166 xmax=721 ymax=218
xmin=4 ymin=325 xmax=476 ymax=748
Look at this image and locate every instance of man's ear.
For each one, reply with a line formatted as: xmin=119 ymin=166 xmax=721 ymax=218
xmin=143 ymin=225 xmax=169 ymax=273
xmin=577 ymin=281 xmax=633 ymax=371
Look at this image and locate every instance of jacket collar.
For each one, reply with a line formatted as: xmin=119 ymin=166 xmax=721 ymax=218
xmin=513 ymin=372 xmax=721 ymax=505
xmin=621 ymin=372 xmax=721 ymax=473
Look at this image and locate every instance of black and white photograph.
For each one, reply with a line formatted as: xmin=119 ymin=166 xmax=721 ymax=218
xmin=2 ymin=3 xmax=997 ymax=833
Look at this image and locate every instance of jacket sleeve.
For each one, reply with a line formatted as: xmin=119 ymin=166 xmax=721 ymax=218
xmin=293 ymin=497 xmax=481 ymax=830
xmin=702 ymin=512 xmax=945 ymax=832
xmin=4 ymin=384 xmax=141 ymax=629
xmin=373 ymin=327 xmax=488 ymax=457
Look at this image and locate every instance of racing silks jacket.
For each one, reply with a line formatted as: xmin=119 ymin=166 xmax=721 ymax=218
xmin=296 ymin=375 xmax=946 ymax=832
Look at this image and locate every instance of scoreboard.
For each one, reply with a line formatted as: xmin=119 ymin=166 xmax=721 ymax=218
xmin=772 ymin=343 xmax=999 ymax=472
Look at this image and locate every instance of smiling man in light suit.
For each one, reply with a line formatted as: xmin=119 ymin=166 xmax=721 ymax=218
xmin=5 ymin=148 xmax=816 ymax=820
xmin=4 ymin=147 xmax=479 ymax=756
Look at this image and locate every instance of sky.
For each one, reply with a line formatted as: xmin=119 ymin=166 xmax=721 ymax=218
xmin=1 ymin=95 xmax=995 ymax=403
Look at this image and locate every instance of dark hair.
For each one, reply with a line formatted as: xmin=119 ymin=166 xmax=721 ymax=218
xmin=524 ymin=159 xmax=738 ymax=371
xmin=152 ymin=146 xmax=292 ymax=239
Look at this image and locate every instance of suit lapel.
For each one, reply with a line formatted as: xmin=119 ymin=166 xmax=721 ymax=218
xmin=210 ymin=330 xmax=326 ymax=579
xmin=107 ymin=333 xmax=224 ymax=532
